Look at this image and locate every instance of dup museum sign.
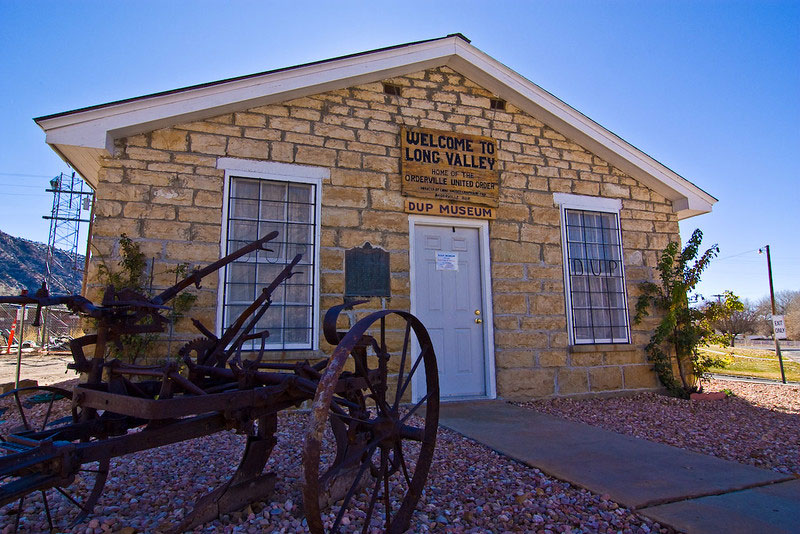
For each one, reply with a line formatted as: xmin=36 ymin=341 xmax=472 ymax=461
xmin=401 ymin=127 xmax=499 ymax=217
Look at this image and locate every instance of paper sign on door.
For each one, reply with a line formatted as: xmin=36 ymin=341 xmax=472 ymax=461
xmin=435 ymin=252 xmax=458 ymax=271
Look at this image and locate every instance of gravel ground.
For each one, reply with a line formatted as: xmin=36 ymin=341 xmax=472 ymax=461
xmin=519 ymin=378 xmax=800 ymax=477
xmin=0 ymin=381 xmax=671 ymax=534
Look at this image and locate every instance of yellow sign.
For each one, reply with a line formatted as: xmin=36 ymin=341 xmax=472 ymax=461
xmin=404 ymin=198 xmax=497 ymax=220
xmin=401 ymin=127 xmax=499 ymax=207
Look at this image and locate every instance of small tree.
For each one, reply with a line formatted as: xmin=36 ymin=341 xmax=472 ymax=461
xmin=634 ymin=229 xmax=738 ymax=398
xmin=95 ymin=234 xmax=195 ymax=364
xmin=96 ymin=234 xmax=148 ymax=293
xmin=710 ymin=294 xmax=754 ymax=346
xmin=95 ymin=235 xmax=154 ymax=363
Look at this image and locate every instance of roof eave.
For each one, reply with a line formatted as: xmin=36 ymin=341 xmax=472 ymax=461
xmin=36 ymin=35 xmax=715 ymax=219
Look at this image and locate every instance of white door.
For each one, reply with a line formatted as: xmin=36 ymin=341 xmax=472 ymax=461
xmin=413 ymin=224 xmax=486 ymax=398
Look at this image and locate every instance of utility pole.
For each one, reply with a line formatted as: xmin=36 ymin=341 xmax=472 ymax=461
xmin=759 ymin=245 xmax=787 ymax=384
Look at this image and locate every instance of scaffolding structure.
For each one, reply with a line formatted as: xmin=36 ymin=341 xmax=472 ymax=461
xmin=40 ymin=172 xmax=93 ymax=347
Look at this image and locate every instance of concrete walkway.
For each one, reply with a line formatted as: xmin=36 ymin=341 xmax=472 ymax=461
xmin=440 ymin=400 xmax=798 ymax=534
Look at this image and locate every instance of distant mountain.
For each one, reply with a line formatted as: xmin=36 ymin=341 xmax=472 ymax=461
xmin=0 ymin=230 xmax=84 ymax=296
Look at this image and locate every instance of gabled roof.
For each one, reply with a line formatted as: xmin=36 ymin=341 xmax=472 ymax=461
xmin=35 ymin=34 xmax=715 ymax=219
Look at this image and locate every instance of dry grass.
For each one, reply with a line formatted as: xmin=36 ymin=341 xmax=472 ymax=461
xmin=701 ymin=345 xmax=800 ymax=382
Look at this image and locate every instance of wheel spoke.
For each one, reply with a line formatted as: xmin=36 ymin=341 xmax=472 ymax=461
xmin=332 ymin=395 xmax=361 ymax=411
xmin=395 ymin=443 xmax=412 ymax=486
xmin=399 ymin=392 xmax=429 ymax=426
xmin=331 ymin=441 xmax=378 ymax=532
xmin=397 ymin=346 xmax=428 ymax=406
xmin=41 ymin=489 xmax=54 ymax=530
xmin=361 ymin=455 xmax=384 ymax=534
xmin=55 ymin=486 xmax=89 ymax=513
xmin=393 ymin=322 xmax=412 ymax=411
xmin=14 ymin=391 xmax=29 ymax=431
xmin=42 ymin=393 xmax=56 ymax=432
xmin=329 ymin=403 xmax=372 ymax=426
xmin=382 ymin=447 xmax=391 ymax=530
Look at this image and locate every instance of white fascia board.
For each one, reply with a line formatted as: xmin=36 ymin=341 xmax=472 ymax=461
xmin=45 ymin=125 xmax=115 ymax=153
xmin=673 ymin=196 xmax=715 ymax=220
xmin=36 ymin=39 xmax=460 ymax=150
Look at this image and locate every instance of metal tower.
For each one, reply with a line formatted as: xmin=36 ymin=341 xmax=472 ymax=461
xmin=41 ymin=172 xmax=93 ymax=346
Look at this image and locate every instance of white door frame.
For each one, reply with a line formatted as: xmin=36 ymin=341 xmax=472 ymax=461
xmin=408 ymin=215 xmax=497 ymax=402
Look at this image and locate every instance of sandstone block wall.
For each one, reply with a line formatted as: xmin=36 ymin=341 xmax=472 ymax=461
xmin=87 ymin=66 xmax=675 ymax=398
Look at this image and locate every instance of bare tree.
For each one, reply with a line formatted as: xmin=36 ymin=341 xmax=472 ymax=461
xmin=756 ymin=290 xmax=800 ymax=337
xmin=785 ymin=293 xmax=800 ymax=340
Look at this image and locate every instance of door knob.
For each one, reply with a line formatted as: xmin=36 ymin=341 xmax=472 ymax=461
xmin=475 ymin=318 xmax=483 ymax=324
xmin=474 ymin=310 xmax=481 ymax=315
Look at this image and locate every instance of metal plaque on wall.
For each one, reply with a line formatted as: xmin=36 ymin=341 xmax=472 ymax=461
xmin=345 ymin=243 xmax=391 ymax=298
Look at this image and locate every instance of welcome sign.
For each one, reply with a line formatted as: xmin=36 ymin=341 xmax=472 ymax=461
xmin=401 ymin=127 xmax=499 ymax=207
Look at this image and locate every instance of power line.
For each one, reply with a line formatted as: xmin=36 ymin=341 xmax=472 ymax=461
xmin=0 ymin=183 xmax=49 ymax=189
xmin=714 ymin=248 xmax=760 ymax=261
xmin=0 ymin=172 xmax=54 ymax=178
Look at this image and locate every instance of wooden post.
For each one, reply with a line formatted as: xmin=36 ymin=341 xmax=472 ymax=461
xmin=14 ymin=304 xmax=26 ymax=389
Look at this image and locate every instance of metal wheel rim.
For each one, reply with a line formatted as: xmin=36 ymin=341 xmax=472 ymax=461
xmin=0 ymin=387 xmax=110 ymax=532
xmin=303 ymin=310 xmax=439 ymax=533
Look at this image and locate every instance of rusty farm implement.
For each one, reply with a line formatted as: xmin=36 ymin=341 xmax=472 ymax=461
xmin=0 ymin=232 xmax=440 ymax=533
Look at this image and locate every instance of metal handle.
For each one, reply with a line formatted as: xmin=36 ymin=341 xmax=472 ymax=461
xmin=475 ymin=318 xmax=482 ymax=324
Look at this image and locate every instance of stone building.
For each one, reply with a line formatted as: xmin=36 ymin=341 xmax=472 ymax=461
xmin=35 ymin=35 xmax=715 ymax=401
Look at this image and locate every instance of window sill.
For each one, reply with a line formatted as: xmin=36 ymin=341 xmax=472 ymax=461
xmin=570 ymin=343 xmax=633 ymax=353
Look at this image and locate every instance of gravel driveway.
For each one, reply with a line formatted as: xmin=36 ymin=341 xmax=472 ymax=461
xmin=0 ymin=351 xmax=78 ymax=387
xmin=2 ymin=362 xmax=797 ymax=533
xmin=1 ymin=379 xmax=673 ymax=534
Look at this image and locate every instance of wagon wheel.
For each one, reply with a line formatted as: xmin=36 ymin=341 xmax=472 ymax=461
xmin=0 ymin=386 xmax=110 ymax=532
xmin=303 ymin=310 xmax=439 ymax=533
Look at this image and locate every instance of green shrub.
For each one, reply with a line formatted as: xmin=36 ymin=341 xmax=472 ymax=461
xmin=634 ymin=229 xmax=741 ymax=398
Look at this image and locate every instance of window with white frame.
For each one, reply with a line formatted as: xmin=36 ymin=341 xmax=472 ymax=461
xmin=555 ymin=194 xmax=630 ymax=345
xmin=221 ymin=169 xmax=320 ymax=351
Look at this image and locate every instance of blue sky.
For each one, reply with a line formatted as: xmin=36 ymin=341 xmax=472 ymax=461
xmin=0 ymin=1 xmax=797 ymax=302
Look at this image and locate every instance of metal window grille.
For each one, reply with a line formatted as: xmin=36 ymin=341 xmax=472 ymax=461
xmin=489 ymin=98 xmax=506 ymax=110
xmin=223 ymin=176 xmax=317 ymax=350
xmin=564 ymin=209 xmax=630 ymax=344
xmin=382 ymin=83 xmax=402 ymax=96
